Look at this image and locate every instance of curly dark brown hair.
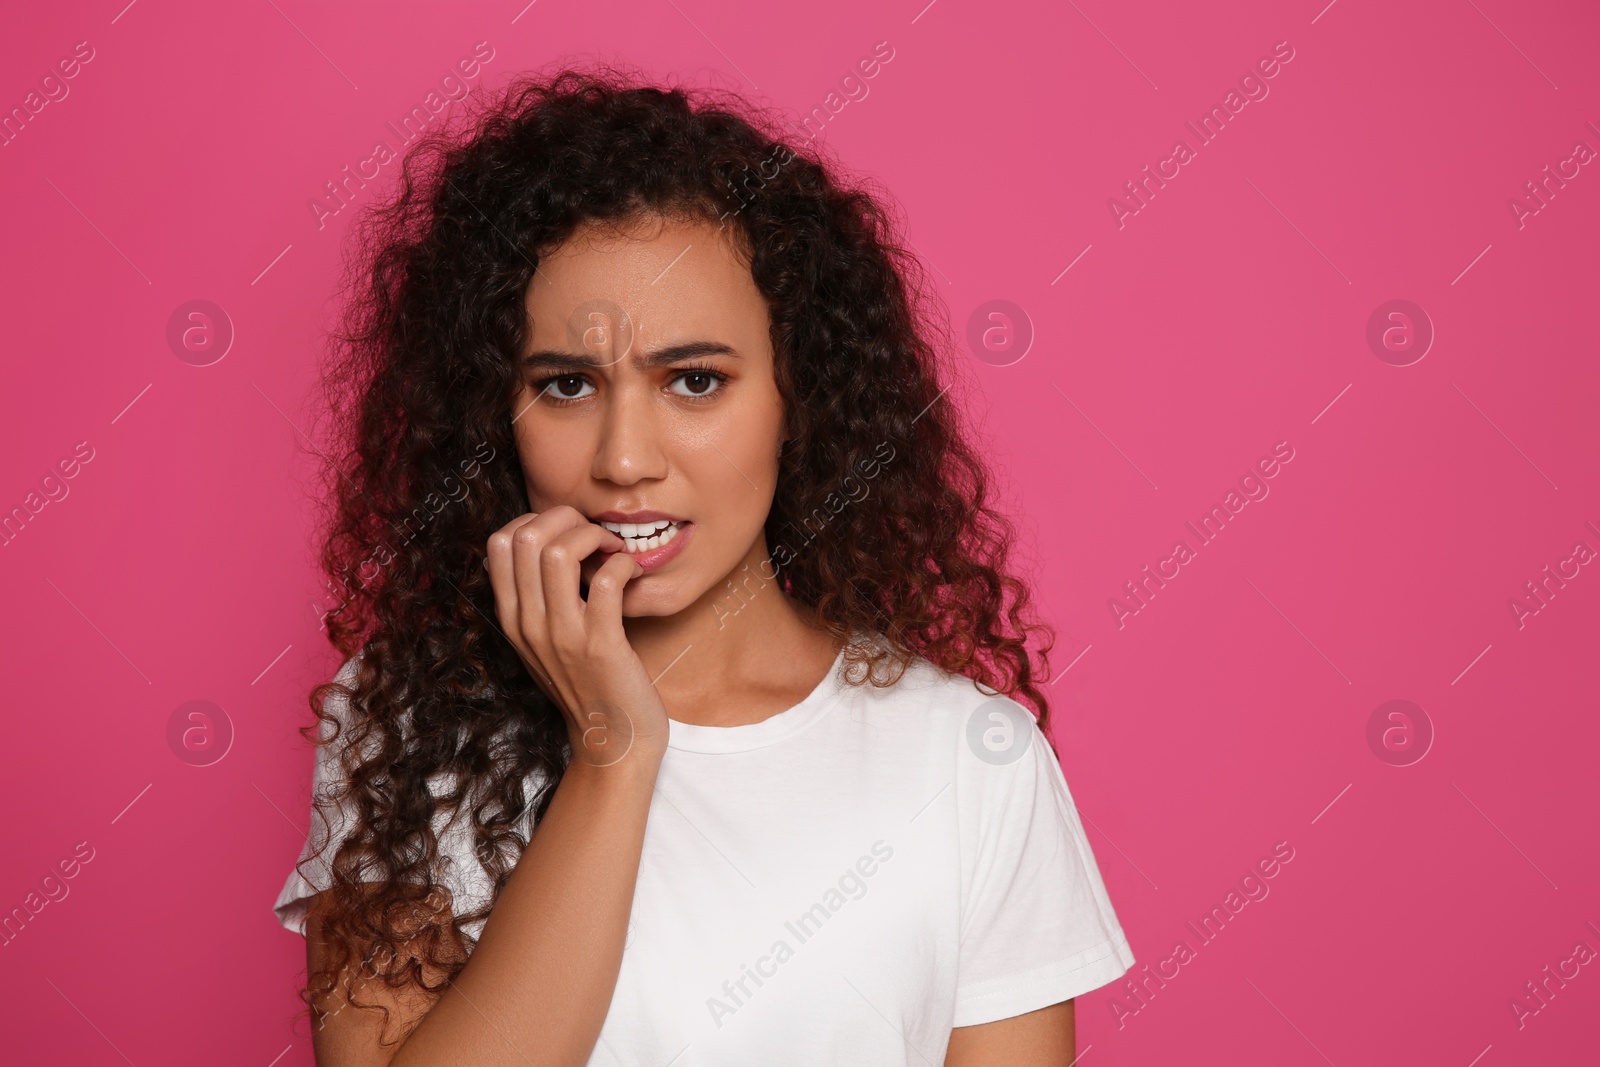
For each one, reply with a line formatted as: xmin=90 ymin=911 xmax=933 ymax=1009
xmin=292 ymin=60 xmax=1059 ymax=1045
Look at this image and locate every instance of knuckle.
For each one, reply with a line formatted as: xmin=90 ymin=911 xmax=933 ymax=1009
xmin=491 ymin=514 xmax=534 ymax=544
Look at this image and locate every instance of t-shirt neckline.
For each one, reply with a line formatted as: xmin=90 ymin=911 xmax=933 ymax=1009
xmin=666 ymin=635 xmax=854 ymax=755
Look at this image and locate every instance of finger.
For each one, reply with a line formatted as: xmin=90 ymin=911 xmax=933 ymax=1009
xmin=486 ymin=513 xmax=540 ymax=636
xmin=508 ymin=509 xmax=593 ymax=650
xmin=540 ymin=522 xmax=625 ymax=642
xmin=583 ymin=549 xmax=642 ymax=641
xmin=487 ymin=514 xmax=561 ymax=691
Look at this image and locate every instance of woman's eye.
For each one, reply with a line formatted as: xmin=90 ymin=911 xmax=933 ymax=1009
xmin=535 ymin=370 xmax=725 ymax=405
xmin=541 ymin=375 xmax=594 ymax=401
xmin=670 ymin=371 xmax=726 ymax=399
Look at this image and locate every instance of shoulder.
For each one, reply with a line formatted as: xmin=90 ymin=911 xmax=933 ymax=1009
xmin=312 ymin=649 xmax=452 ymax=758
xmin=310 ymin=649 xmax=369 ymax=742
xmin=844 ymin=633 xmax=1033 ymax=724
xmin=302 ymin=647 xmax=508 ymax=836
xmin=839 ymin=636 xmax=1042 ymax=767
xmin=295 ymin=648 xmax=535 ymax=933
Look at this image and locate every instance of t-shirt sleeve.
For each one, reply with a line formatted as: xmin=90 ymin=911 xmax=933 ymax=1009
xmin=952 ymin=696 xmax=1136 ymax=1027
xmin=272 ymin=654 xmax=368 ymax=937
xmin=271 ymin=654 xmax=531 ymax=943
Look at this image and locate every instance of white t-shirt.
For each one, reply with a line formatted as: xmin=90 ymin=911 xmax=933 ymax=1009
xmin=274 ymin=632 xmax=1135 ymax=1064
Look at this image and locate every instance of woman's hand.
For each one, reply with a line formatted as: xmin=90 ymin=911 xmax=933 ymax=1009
xmin=486 ymin=506 xmax=669 ymax=769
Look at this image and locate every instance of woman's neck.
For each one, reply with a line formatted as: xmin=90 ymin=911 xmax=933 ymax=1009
xmin=621 ymin=538 xmax=843 ymax=729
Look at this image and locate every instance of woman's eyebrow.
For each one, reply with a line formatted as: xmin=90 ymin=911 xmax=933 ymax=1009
xmin=521 ymin=340 xmax=740 ymax=371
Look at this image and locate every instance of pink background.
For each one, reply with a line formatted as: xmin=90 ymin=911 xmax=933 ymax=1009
xmin=3 ymin=0 xmax=1597 ymax=1063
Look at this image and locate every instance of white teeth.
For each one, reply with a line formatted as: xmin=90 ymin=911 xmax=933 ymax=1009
xmin=608 ymin=520 xmax=680 ymax=554
xmin=600 ymin=520 xmax=671 ymax=538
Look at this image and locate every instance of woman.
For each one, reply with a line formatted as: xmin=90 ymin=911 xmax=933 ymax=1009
xmin=274 ymin=64 xmax=1135 ymax=1066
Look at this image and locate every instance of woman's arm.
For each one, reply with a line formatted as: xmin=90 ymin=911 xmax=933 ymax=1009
xmin=943 ymin=999 xmax=1076 ymax=1067
xmin=310 ymin=507 xmax=669 ymax=1066
xmin=308 ymin=747 xmax=661 ymax=1067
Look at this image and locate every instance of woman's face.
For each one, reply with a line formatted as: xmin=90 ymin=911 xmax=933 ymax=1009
xmin=512 ymin=213 xmax=786 ymax=616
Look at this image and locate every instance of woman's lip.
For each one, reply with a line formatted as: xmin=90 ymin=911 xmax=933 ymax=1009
xmin=594 ymin=520 xmax=692 ymax=576
xmin=591 ymin=511 xmax=686 ymax=524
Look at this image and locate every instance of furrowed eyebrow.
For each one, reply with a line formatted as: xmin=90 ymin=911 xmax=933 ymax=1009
xmin=521 ymin=340 xmax=740 ymax=372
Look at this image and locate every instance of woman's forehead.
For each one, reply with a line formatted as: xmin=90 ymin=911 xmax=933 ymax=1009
xmin=524 ymin=217 xmax=766 ymax=352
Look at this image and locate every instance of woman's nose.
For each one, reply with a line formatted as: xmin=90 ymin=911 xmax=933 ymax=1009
xmin=590 ymin=383 xmax=668 ymax=485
